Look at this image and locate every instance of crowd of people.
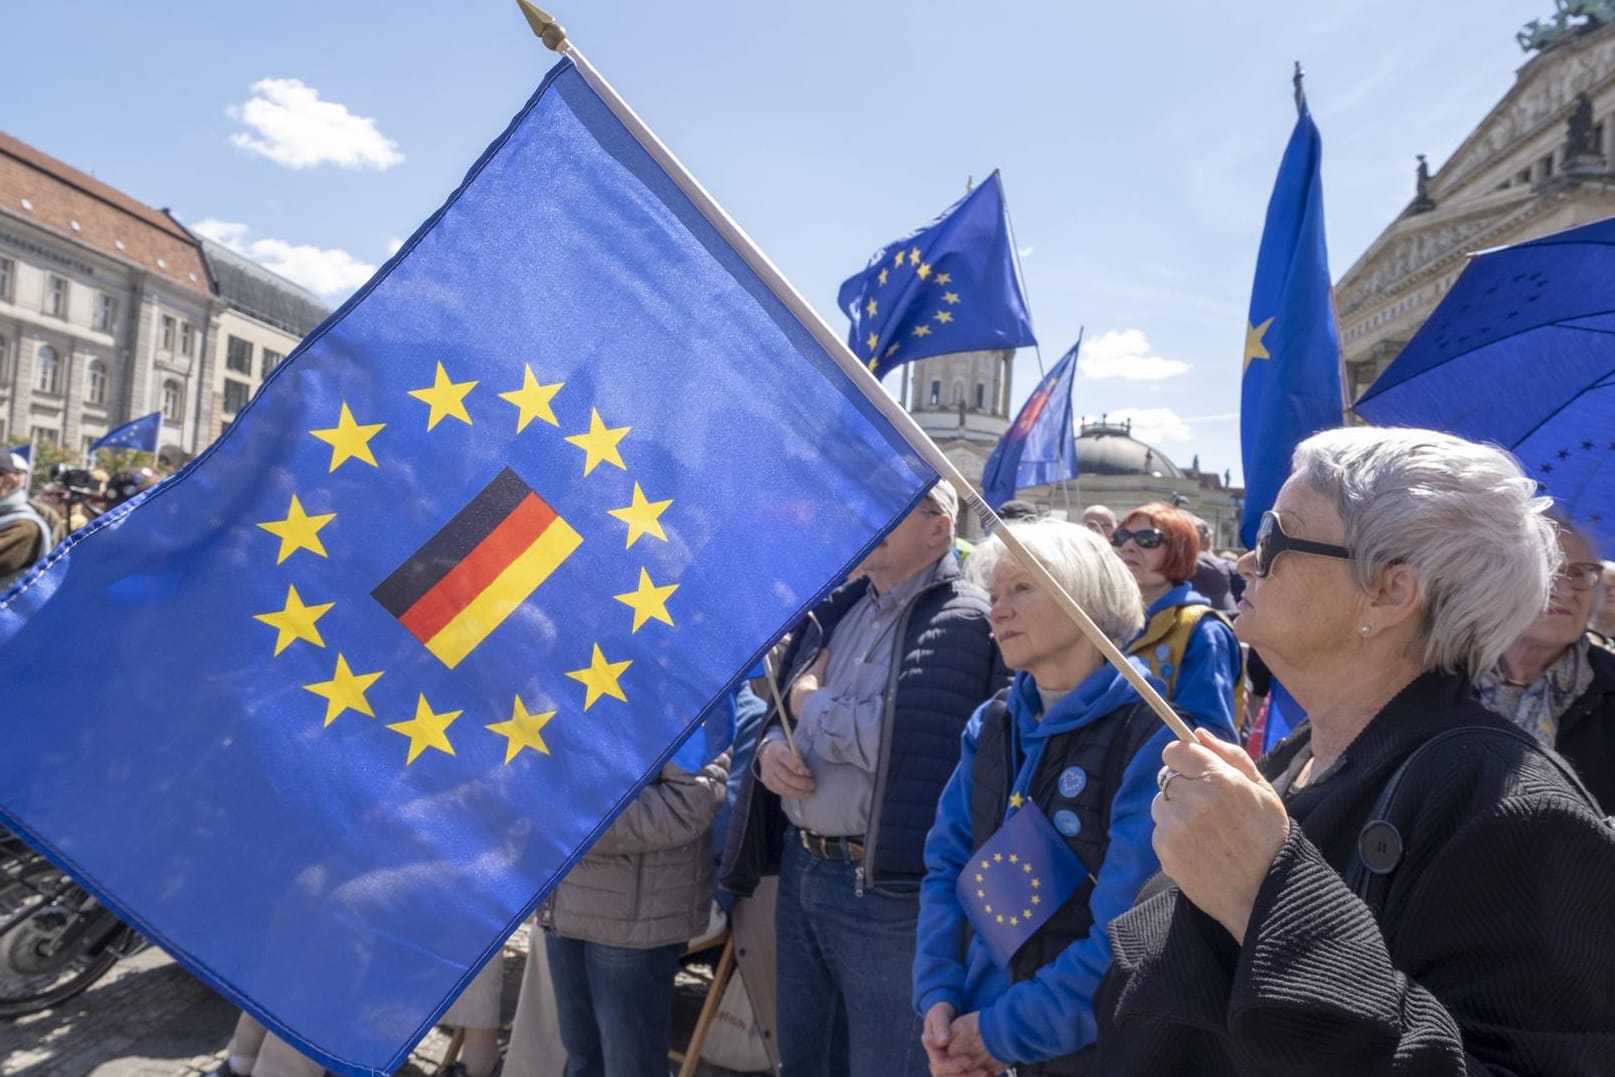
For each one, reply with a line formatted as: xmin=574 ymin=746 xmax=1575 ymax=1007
xmin=186 ymin=423 xmax=1614 ymax=1075
xmin=0 ymin=452 xmax=161 ymax=587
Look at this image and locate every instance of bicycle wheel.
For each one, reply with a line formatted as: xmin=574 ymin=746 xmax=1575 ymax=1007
xmin=0 ymin=860 xmax=122 ymax=1017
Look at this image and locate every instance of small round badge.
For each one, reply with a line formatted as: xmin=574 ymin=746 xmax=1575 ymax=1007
xmin=1058 ymin=766 xmax=1087 ymax=799
xmin=1154 ymin=642 xmax=1172 ymax=661
xmin=1053 ymin=809 xmax=1082 ymax=837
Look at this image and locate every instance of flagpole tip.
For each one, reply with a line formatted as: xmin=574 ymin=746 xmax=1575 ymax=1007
xmin=515 ymin=0 xmax=568 ymax=51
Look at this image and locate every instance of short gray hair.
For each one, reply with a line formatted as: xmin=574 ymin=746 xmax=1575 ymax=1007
xmin=1291 ymin=427 xmax=1558 ymax=677
xmin=967 ymin=519 xmax=1145 ymax=646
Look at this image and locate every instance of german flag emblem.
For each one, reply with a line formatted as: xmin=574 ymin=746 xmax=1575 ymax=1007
xmin=372 ymin=468 xmax=582 ymax=668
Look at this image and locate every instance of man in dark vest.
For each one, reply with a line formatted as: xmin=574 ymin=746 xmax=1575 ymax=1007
xmin=721 ymin=480 xmax=1006 ymax=1077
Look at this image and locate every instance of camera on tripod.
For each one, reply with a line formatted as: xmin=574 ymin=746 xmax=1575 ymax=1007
xmin=49 ymin=463 xmax=105 ymax=502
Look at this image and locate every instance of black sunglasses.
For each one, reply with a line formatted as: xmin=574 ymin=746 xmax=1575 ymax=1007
xmin=1111 ymin=527 xmax=1164 ymax=550
xmin=1253 ymin=511 xmax=1353 ymax=578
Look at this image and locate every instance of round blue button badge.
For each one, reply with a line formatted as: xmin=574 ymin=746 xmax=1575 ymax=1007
xmin=1053 ymin=809 xmax=1082 ymax=837
xmin=1058 ymin=766 xmax=1087 ymax=799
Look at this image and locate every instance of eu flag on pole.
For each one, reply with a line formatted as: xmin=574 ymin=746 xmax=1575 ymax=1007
xmin=0 ymin=58 xmax=934 ymax=1077
xmin=88 ymin=411 xmax=161 ymax=455
xmin=1238 ymin=69 xmax=1344 ymax=548
xmin=838 ymin=171 xmax=1036 ymax=379
xmin=980 ymin=335 xmax=1079 ymax=509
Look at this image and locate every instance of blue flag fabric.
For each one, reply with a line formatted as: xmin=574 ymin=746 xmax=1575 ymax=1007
xmin=980 ymin=337 xmax=1079 ymax=509
xmin=89 ymin=410 xmax=161 ymax=455
xmin=0 ymin=59 xmax=934 ymax=1077
xmin=838 ymin=171 xmax=1036 ymax=379
xmin=8 ymin=443 xmax=30 ymax=465
xmin=955 ymin=801 xmax=1084 ymax=968
xmin=1238 ymin=81 xmax=1343 ymax=548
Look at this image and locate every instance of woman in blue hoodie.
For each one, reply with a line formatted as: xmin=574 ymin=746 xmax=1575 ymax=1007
xmin=913 ymin=520 xmax=1236 ymax=1076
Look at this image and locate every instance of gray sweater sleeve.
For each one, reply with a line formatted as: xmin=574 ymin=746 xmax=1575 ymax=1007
xmin=589 ymin=753 xmax=730 ymax=856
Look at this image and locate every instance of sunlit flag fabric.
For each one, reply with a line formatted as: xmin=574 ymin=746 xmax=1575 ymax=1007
xmin=955 ymin=802 xmax=1083 ymax=968
xmin=0 ymin=58 xmax=934 ymax=1077
xmin=7 ymin=443 xmax=30 ymax=465
xmin=980 ymin=336 xmax=1079 ymax=509
xmin=88 ymin=410 xmax=161 ymax=455
xmin=1238 ymin=74 xmax=1344 ymax=548
xmin=838 ymin=171 xmax=1036 ymax=379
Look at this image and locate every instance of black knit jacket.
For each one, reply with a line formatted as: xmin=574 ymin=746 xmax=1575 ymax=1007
xmin=1557 ymin=636 xmax=1615 ymax=811
xmin=1095 ymin=672 xmax=1615 ymax=1075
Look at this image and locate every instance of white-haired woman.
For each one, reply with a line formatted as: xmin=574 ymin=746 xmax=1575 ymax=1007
xmin=1095 ymin=427 xmax=1615 ymax=1074
xmin=913 ymin=521 xmax=1235 ymax=1077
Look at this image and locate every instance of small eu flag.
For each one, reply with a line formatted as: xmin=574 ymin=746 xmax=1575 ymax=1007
xmin=0 ymin=58 xmax=933 ymax=1077
xmin=7 ymin=443 xmax=31 ymax=466
xmin=956 ymin=802 xmax=1085 ymax=968
xmin=88 ymin=410 xmax=162 ymax=456
xmin=1238 ymin=70 xmax=1344 ymax=548
xmin=980 ymin=335 xmax=1080 ymax=509
xmin=838 ymin=171 xmax=1036 ymax=379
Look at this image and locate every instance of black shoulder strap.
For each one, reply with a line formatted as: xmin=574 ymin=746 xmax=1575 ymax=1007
xmin=985 ymin=688 xmax=1013 ymax=815
xmin=1347 ymin=723 xmax=1609 ymax=919
xmin=1099 ymin=701 xmax=1174 ymax=839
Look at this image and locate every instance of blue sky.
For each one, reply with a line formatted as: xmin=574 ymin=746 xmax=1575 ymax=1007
xmin=3 ymin=1 xmax=1554 ymax=482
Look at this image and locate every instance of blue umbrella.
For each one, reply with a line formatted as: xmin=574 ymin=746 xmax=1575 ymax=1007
xmin=1355 ymin=217 xmax=1615 ymax=551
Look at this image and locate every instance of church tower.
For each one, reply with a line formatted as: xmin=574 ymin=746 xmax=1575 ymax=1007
xmin=903 ymin=347 xmax=1014 ymax=538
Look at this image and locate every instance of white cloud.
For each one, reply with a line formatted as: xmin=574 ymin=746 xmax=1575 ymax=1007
xmin=384 ymin=236 xmax=405 ymax=256
xmin=1107 ymin=407 xmax=1194 ymax=445
xmin=228 ymin=78 xmax=403 ymax=170
xmin=1018 ymin=245 xmax=1036 ymax=259
xmin=1077 ymin=328 xmax=1192 ymax=381
xmin=193 ymin=218 xmax=376 ymax=300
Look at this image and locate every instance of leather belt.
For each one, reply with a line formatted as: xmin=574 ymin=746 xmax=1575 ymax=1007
xmin=797 ymin=828 xmax=866 ymax=862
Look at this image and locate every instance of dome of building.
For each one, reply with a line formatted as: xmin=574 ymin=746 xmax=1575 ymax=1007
xmin=1074 ymin=419 xmax=1184 ymax=479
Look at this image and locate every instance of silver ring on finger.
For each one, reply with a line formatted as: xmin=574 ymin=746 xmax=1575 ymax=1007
xmin=1159 ymin=768 xmax=1183 ymax=801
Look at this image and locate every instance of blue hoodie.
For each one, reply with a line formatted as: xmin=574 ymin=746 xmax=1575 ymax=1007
xmin=912 ymin=658 xmax=1235 ymax=1064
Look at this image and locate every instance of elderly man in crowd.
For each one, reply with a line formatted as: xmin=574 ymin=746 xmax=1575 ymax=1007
xmin=0 ymin=452 xmax=53 ymax=589
xmin=722 ymin=480 xmax=1006 ymax=1077
xmin=1080 ymin=504 xmax=1116 ymax=539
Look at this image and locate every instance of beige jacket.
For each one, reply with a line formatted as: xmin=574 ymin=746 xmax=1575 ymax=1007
xmin=543 ymin=754 xmax=729 ymax=948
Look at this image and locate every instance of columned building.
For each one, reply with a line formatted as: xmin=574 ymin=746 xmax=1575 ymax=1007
xmin=1338 ymin=13 xmax=1615 ymax=399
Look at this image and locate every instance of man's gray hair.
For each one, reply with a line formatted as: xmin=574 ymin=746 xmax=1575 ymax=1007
xmin=1291 ymin=427 xmax=1558 ymax=677
xmin=967 ymin=519 xmax=1145 ymax=646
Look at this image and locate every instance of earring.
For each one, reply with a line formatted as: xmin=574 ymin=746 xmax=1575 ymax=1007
xmin=1359 ymin=624 xmax=1372 ymax=637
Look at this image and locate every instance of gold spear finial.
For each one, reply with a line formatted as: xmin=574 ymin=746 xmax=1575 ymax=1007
xmin=515 ymin=0 xmax=568 ymax=52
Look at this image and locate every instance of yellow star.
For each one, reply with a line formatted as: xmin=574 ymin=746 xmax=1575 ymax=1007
xmin=894 ymin=250 xmax=906 ymax=267
xmin=912 ymin=324 xmax=932 ymax=338
xmin=256 ymin=494 xmax=336 ymax=564
xmin=253 ymin=584 xmax=334 ymax=656
xmin=1023 ymin=908 xmax=1032 ymax=919
xmin=566 ymin=643 xmax=632 ymax=709
xmin=1009 ymin=916 xmax=1019 ymax=927
xmin=909 ymin=246 xmax=921 ymax=263
xmin=408 ymin=362 xmax=477 ymax=429
xmin=975 ymin=872 xmax=983 ymax=882
xmin=866 ymin=358 xmax=879 ymax=372
xmin=977 ymin=889 xmax=985 ymax=898
xmin=993 ymin=853 xmax=1003 ymax=862
xmin=1031 ymin=877 xmax=1041 ymax=888
xmin=934 ymin=310 xmax=954 ymax=324
xmin=387 ymin=693 xmax=461 ymax=765
xmin=995 ymin=914 xmax=1005 ymax=924
xmin=866 ymin=332 xmax=879 ymax=354
xmin=1032 ymin=894 xmax=1041 ymax=905
xmin=614 ymin=568 xmax=679 ymax=632
xmin=564 ymin=409 xmax=630 ymax=476
xmin=309 ymin=404 xmax=385 ymax=471
xmin=980 ymin=860 xmax=989 ymax=870
xmin=916 ymin=263 xmax=932 ymax=280
xmin=984 ymin=903 xmax=993 ymax=914
xmin=1244 ymin=316 xmax=1275 ymax=371
xmin=498 ymin=366 xmax=563 ymax=432
xmin=942 ymin=291 xmax=960 ymax=305
xmin=487 ymin=697 xmax=556 ymax=763
xmin=865 ymin=298 xmax=878 ymax=318
xmin=878 ymin=268 xmax=889 ymax=286
xmin=1022 ymin=862 xmax=1032 ymax=873
xmin=1008 ymin=792 xmax=1025 ymax=809
xmin=302 ymin=654 xmax=383 ymax=726
xmin=885 ymin=343 xmax=899 ymax=358
xmin=608 ymin=483 xmax=673 ymax=548
xmin=935 ymin=272 xmax=952 ymax=285
xmin=1008 ymin=854 xmax=1019 ymax=864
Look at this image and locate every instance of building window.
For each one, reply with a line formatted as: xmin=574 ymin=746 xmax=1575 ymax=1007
xmin=1539 ymin=154 xmax=1554 ymax=181
xmin=35 ymin=344 xmax=60 ymax=394
xmin=226 ymin=335 xmax=254 ymax=374
xmin=260 ymin=349 xmax=283 ymax=379
xmin=161 ymin=379 xmax=183 ymax=423
xmin=952 ymin=381 xmax=965 ymax=405
xmin=0 ymin=257 xmax=13 ymax=302
xmin=179 ymin=322 xmax=195 ymax=358
xmin=928 ymin=380 xmax=941 ymax=407
xmin=31 ymin=425 xmax=56 ymax=447
xmin=86 ymin=359 xmax=107 ymax=406
xmin=44 ymin=275 xmax=68 ymax=319
xmin=94 ymin=293 xmax=117 ymax=332
xmin=160 ymin=314 xmax=176 ymax=351
xmin=975 ymin=383 xmax=986 ymax=411
xmin=223 ymin=378 xmax=251 ymax=414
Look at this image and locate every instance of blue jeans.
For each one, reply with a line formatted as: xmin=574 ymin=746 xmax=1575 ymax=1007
xmin=544 ymin=935 xmax=682 ymax=1077
xmin=775 ymin=836 xmax=928 ymax=1077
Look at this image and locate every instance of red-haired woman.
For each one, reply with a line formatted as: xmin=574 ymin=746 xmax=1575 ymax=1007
xmin=1113 ymin=503 xmax=1240 ymax=735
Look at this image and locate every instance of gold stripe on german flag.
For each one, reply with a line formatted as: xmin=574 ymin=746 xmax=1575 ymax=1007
xmin=372 ymin=468 xmax=581 ymax=668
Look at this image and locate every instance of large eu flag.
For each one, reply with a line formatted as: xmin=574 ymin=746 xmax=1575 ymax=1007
xmin=0 ymin=59 xmax=933 ymax=1076
xmin=838 ymin=171 xmax=1036 ymax=379
xmin=1239 ymin=74 xmax=1343 ymax=548
xmin=980 ymin=336 xmax=1079 ymax=509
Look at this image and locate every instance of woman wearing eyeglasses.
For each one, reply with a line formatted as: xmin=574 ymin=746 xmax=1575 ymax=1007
xmin=1111 ymin=503 xmax=1241 ymax=737
xmin=1477 ymin=520 xmax=1615 ymax=810
xmin=1093 ymin=427 xmax=1615 ymax=1075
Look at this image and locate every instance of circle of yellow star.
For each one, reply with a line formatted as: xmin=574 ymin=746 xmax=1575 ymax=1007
xmin=613 ymin=568 xmax=679 ymax=632
xmin=564 ymin=409 xmax=630 ymax=476
xmin=499 ymin=366 xmax=564 ymax=432
xmin=934 ymin=272 xmax=952 ymax=285
xmin=607 ymin=483 xmax=673 ymax=548
xmin=309 ymin=404 xmax=385 ymax=471
xmin=941 ymin=291 xmax=961 ymax=305
xmin=408 ymin=362 xmax=478 ymax=430
xmin=302 ymin=653 xmax=383 ymax=726
xmin=865 ymin=298 xmax=878 ymax=317
xmin=253 ymin=584 xmax=334 ymax=656
xmin=912 ymin=324 xmax=932 ymax=338
xmin=934 ymin=310 xmax=954 ymax=324
xmin=256 ymin=494 xmax=336 ymax=564
xmin=487 ymin=697 xmax=557 ymax=763
xmin=1244 ymin=316 xmax=1275 ymax=371
xmin=565 ymin=643 xmax=632 ymax=709
xmin=387 ymin=693 xmax=462 ymax=765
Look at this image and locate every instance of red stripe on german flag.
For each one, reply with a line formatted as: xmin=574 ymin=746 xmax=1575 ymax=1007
xmin=372 ymin=468 xmax=581 ymax=668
